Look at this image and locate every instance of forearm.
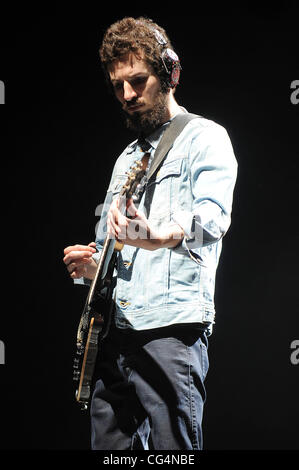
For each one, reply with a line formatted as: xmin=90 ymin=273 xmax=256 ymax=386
xmin=157 ymin=223 xmax=185 ymax=249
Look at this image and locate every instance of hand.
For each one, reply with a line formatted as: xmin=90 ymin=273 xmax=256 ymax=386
xmin=63 ymin=242 xmax=98 ymax=279
xmin=107 ymin=198 xmax=184 ymax=250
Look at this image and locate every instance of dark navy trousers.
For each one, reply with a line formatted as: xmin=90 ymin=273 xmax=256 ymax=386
xmin=90 ymin=324 xmax=209 ymax=450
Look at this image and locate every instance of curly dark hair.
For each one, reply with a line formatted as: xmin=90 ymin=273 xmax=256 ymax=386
xmin=99 ymin=17 xmax=176 ymax=92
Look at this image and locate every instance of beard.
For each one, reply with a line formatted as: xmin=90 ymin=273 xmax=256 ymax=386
xmin=122 ymin=87 xmax=168 ymax=136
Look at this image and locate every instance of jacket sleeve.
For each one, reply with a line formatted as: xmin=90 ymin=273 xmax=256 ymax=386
xmin=172 ymin=122 xmax=238 ymax=255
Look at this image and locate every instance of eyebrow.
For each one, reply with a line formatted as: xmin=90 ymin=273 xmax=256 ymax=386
xmin=111 ymin=73 xmax=148 ymax=86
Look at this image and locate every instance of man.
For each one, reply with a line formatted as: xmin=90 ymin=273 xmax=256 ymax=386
xmin=63 ymin=17 xmax=237 ymax=450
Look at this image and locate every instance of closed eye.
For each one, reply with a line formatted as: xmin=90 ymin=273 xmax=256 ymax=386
xmin=112 ymin=75 xmax=148 ymax=92
xmin=112 ymin=81 xmax=123 ymax=91
xmin=131 ymin=76 xmax=148 ymax=87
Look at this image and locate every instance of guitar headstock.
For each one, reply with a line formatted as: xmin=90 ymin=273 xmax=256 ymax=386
xmin=120 ymin=160 xmax=146 ymax=200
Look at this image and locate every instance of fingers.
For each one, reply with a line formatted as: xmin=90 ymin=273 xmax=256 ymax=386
xmin=63 ymin=243 xmax=96 ymax=256
xmin=126 ymin=199 xmax=147 ymax=222
xmin=63 ymin=243 xmax=97 ymax=278
xmin=64 ymin=250 xmax=93 ymax=266
xmin=107 ymin=209 xmax=121 ymax=238
xmin=126 ymin=199 xmax=138 ymax=219
xmin=63 ymin=248 xmax=95 ymax=266
xmin=69 ymin=263 xmax=90 ymax=279
xmin=107 ymin=198 xmax=150 ymax=243
xmin=107 ymin=199 xmax=127 ymax=239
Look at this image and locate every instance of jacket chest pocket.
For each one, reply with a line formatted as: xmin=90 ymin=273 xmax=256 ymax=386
xmin=109 ymin=175 xmax=127 ymax=196
xmin=149 ymin=158 xmax=183 ymax=186
xmin=145 ymin=158 xmax=184 ymax=221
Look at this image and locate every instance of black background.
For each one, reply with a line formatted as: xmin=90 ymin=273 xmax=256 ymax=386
xmin=0 ymin=1 xmax=298 ymax=457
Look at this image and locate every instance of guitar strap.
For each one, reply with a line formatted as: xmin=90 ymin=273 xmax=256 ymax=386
xmin=146 ymin=112 xmax=199 ymax=182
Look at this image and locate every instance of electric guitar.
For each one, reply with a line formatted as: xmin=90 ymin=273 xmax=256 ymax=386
xmin=72 ymin=159 xmax=146 ymax=410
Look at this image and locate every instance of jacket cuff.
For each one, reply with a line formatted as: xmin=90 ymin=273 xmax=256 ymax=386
xmin=172 ymin=210 xmax=204 ymax=249
xmin=172 ymin=210 xmax=194 ymax=239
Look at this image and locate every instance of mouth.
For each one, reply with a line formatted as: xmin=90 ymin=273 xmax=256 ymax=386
xmin=125 ymin=103 xmax=144 ymax=113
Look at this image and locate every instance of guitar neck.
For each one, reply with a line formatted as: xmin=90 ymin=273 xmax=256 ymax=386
xmin=86 ymin=236 xmax=116 ymax=306
xmin=85 ymin=159 xmax=146 ymax=308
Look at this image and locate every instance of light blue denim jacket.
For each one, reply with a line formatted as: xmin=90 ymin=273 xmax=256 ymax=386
xmin=77 ymin=112 xmax=238 ymax=334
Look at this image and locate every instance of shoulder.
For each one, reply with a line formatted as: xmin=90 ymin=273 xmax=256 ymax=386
xmin=179 ymin=115 xmax=237 ymax=168
xmin=173 ymin=114 xmax=233 ymax=156
xmin=180 ymin=115 xmax=236 ymax=158
xmin=184 ymin=115 xmax=231 ymax=140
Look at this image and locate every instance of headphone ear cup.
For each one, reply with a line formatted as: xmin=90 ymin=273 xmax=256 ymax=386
xmin=169 ymin=63 xmax=181 ymax=88
xmin=161 ymin=48 xmax=181 ymax=88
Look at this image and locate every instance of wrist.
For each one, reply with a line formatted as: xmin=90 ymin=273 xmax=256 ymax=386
xmin=160 ymin=223 xmax=184 ymax=249
xmin=84 ymin=258 xmax=98 ymax=280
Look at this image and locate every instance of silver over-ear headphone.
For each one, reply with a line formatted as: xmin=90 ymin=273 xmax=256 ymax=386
xmin=151 ymin=28 xmax=181 ymax=88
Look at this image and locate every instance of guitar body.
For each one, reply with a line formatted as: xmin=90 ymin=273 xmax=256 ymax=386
xmin=74 ymin=312 xmax=104 ymax=407
xmin=72 ymin=160 xmax=145 ymax=410
xmin=73 ymin=248 xmax=116 ymax=410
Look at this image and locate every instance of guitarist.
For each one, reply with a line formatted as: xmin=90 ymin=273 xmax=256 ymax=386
xmin=63 ymin=17 xmax=237 ymax=450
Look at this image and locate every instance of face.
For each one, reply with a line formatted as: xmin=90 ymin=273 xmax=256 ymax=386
xmin=109 ymin=52 xmax=169 ymax=135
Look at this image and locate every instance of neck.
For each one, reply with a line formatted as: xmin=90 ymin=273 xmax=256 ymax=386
xmin=163 ymin=90 xmax=183 ymax=122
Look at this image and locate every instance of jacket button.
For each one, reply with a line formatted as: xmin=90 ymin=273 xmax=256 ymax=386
xmin=119 ymin=300 xmax=131 ymax=309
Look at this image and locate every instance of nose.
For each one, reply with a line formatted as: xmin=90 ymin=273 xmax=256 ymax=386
xmin=123 ymin=81 xmax=137 ymax=102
